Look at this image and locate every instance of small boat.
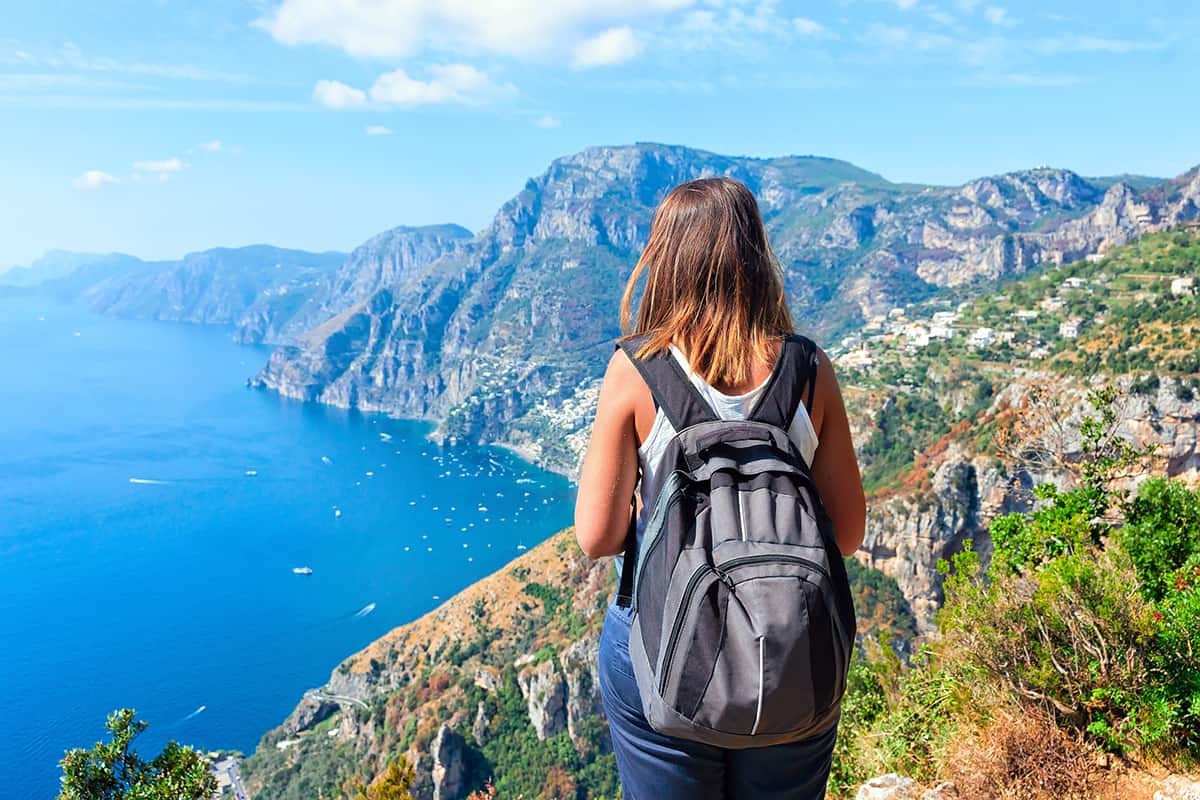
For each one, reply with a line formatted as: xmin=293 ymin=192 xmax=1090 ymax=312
xmin=293 ymin=566 xmax=313 ymax=575
xmin=245 ymin=470 xmax=258 ymax=477
xmin=379 ymin=433 xmax=392 ymax=441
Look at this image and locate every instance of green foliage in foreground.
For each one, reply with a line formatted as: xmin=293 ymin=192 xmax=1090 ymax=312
xmin=828 ymin=385 xmax=1200 ymax=796
xmin=57 ymin=709 xmax=216 ymax=800
xmin=829 ymin=476 xmax=1200 ymax=796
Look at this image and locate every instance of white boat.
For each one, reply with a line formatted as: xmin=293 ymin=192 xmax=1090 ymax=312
xmin=245 ymin=470 xmax=258 ymax=477
xmin=293 ymin=566 xmax=313 ymax=575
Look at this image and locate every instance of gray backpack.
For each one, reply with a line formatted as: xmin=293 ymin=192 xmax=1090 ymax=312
xmin=615 ymin=334 xmax=856 ymax=748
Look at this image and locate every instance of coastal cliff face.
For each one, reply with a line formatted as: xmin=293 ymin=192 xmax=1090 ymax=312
xmin=233 ymin=224 xmax=473 ymax=344
xmin=81 ymin=245 xmax=346 ymax=332
xmin=4 ymin=228 xmax=469 ymax=347
xmin=251 ymin=144 xmax=1200 ymax=475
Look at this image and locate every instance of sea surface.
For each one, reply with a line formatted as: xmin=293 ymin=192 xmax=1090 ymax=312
xmin=0 ymin=295 xmax=575 ymax=798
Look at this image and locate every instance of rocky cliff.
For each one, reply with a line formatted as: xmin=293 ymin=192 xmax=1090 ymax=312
xmin=233 ymin=225 xmax=473 ymax=344
xmin=844 ymin=227 xmax=1200 ymax=630
xmin=251 ymin=144 xmax=1200 ymax=476
xmin=859 ymin=375 xmax=1200 ymax=631
xmin=81 ymin=245 xmax=346 ymax=332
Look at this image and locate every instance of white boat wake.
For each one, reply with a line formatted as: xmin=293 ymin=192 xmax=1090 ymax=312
xmin=353 ymin=602 xmax=376 ymax=618
xmin=128 ymin=478 xmax=171 ymax=485
xmin=181 ymin=705 xmax=206 ymax=722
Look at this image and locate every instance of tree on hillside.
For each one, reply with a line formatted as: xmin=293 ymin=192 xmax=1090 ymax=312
xmin=57 ymin=709 xmax=216 ymax=800
xmin=346 ymin=758 xmax=415 ymax=800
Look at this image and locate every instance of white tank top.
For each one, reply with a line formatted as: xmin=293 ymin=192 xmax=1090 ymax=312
xmin=634 ymin=345 xmax=820 ymax=540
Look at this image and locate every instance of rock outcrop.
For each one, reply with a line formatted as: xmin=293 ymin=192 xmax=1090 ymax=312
xmin=856 ymin=774 xmax=957 ymax=800
xmin=558 ymin=634 xmax=602 ymax=748
xmin=516 ymin=658 xmax=568 ymax=741
xmin=283 ymin=694 xmax=338 ymax=735
xmin=430 ymin=724 xmax=466 ymax=800
xmin=859 ymin=374 xmax=1200 ymax=631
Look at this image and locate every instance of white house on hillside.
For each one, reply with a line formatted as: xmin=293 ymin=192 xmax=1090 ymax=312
xmin=970 ymin=327 xmax=995 ymax=348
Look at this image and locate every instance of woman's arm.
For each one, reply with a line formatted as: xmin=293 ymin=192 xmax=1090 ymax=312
xmin=809 ymin=349 xmax=867 ymax=556
xmin=574 ymin=350 xmax=642 ymax=559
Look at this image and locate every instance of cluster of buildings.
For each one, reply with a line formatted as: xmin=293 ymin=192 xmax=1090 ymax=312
xmin=836 ymin=265 xmax=1197 ymax=374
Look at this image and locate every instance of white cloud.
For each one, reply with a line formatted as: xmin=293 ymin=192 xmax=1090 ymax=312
xmin=533 ymin=114 xmax=561 ymax=128
xmin=983 ymin=6 xmax=1015 ymax=26
xmin=72 ymin=170 xmax=116 ymax=190
xmin=572 ymin=26 xmax=640 ymax=68
xmin=368 ymin=63 xmax=514 ymax=106
xmin=864 ymin=24 xmax=955 ymax=52
xmin=133 ymin=157 xmax=187 ymax=182
xmin=365 ymin=124 xmax=393 ymax=135
xmin=894 ymin=0 xmax=919 ymax=9
xmin=793 ymin=17 xmax=832 ymax=37
xmin=313 ymin=79 xmax=366 ymax=109
xmin=964 ymin=72 xmax=1082 ymax=86
xmin=133 ymin=157 xmax=185 ymax=174
xmin=1033 ymin=35 xmax=1157 ymax=55
xmin=255 ymin=0 xmax=692 ymax=61
xmin=199 ymin=139 xmax=222 ymax=152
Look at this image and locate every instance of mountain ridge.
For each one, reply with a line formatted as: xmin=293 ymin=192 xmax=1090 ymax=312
xmin=248 ymin=142 xmax=1200 ymax=476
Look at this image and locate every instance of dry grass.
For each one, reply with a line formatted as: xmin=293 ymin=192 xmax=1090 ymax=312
xmin=943 ymin=706 xmax=1094 ymax=799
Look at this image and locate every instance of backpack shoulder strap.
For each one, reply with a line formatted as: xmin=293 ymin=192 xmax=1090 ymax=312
xmin=748 ymin=334 xmax=820 ymax=431
xmin=616 ymin=335 xmax=718 ymax=431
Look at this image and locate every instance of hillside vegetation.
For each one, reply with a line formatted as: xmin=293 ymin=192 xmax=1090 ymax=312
xmin=837 ymin=227 xmax=1200 ymax=496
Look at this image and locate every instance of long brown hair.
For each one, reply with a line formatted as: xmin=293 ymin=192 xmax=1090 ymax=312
xmin=620 ymin=177 xmax=794 ymax=388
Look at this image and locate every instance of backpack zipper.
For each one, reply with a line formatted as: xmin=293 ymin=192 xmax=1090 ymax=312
xmin=657 ymin=564 xmax=715 ymax=693
xmin=716 ymin=553 xmax=831 ymax=581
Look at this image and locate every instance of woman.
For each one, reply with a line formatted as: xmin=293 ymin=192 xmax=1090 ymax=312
xmin=574 ymin=177 xmax=866 ymax=799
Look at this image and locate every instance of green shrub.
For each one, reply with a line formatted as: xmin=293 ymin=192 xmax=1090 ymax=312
xmin=989 ymin=484 xmax=1097 ymax=574
xmin=1121 ymin=477 xmax=1200 ymax=602
xmin=1144 ymin=555 xmax=1200 ymax=754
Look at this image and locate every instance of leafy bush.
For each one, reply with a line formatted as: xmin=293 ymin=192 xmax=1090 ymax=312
xmin=57 ymin=709 xmax=217 ymax=800
xmin=1121 ymin=477 xmax=1200 ymax=601
xmin=988 ymin=484 xmax=1096 ymax=574
xmin=938 ymin=469 xmax=1200 ymax=761
xmin=1146 ymin=558 xmax=1200 ymax=755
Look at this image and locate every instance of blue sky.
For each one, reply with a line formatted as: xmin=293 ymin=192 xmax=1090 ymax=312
xmin=1 ymin=0 xmax=1197 ymax=266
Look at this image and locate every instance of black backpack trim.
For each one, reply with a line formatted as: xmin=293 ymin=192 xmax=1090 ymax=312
xmin=612 ymin=333 xmax=821 ymax=608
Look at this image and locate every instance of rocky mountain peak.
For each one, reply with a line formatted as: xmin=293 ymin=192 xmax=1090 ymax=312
xmin=959 ymin=167 xmax=1100 ymax=219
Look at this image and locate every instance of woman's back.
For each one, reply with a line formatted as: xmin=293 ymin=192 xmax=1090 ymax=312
xmin=573 ymin=176 xmax=866 ymax=799
xmin=632 ymin=344 xmax=820 ymax=545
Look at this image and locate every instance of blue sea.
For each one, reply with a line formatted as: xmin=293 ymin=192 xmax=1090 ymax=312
xmin=0 ymin=295 xmax=575 ymax=798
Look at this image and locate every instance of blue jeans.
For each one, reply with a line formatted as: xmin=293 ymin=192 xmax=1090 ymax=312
xmin=598 ymin=600 xmax=839 ymax=800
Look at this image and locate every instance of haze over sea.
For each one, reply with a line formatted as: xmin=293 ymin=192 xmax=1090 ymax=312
xmin=0 ymin=295 xmax=574 ymax=798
